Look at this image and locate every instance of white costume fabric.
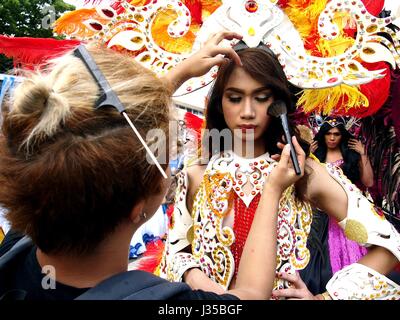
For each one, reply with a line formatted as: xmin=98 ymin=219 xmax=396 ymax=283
xmin=159 ymin=152 xmax=400 ymax=298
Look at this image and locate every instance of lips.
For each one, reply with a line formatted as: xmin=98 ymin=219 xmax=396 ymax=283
xmin=239 ymin=125 xmax=256 ymax=134
xmin=239 ymin=124 xmax=256 ymax=130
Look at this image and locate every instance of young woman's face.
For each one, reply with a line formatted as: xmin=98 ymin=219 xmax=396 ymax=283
xmin=221 ymin=67 xmax=273 ymax=143
xmin=325 ymin=127 xmax=342 ymax=149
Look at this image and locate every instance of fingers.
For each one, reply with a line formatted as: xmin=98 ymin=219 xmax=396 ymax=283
xmin=310 ymin=141 xmax=318 ymax=151
xmin=348 ymin=139 xmax=362 ymax=147
xmin=272 ymin=288 xmax=305 ymax=299
xmin=278 ymin=144 xmax=291 ymax=167
xmin=271 ymin=154 xmax=281 ymax=161
xmin=292 ymin=136 xmax=305 ymax=157
xmin=276 ymin=142 xmax=285 ymax=150
xmin=209 ymin=31 xmax=243 ymax=45
xmin=206 ymin=31 xmax=243 ymax=66
xmin=209 ymin=46 xmax=242 ymax=66
xmin=277 ymin=271 xmax=305 ymax=288
xmin=206 ymin=56 xmax=228 ymax=68
xmin=276 ymin=136 xmax=305 ymax=167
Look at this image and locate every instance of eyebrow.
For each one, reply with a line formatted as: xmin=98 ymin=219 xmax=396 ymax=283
xmin=224 ymin=87 xmax=272 ymax=94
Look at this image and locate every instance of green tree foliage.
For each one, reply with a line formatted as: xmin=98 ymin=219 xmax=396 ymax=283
xmin=0 ymin=0 xmax=75 ymax=72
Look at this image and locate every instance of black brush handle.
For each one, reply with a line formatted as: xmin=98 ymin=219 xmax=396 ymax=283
xmin=280 ymin=115 xmax=301 ymax=175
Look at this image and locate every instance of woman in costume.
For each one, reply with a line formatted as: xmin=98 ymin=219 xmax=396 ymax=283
xmin=311 ymin=119 xmax=374 ymax=188
xmin=159 ymin=45 xmax=400 ymax=300
xmin=299 ymin=118 xmax=374 ymax=294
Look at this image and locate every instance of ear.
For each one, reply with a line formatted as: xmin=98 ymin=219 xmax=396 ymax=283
xmin=130 ymin=200 xmax=145 ymax=225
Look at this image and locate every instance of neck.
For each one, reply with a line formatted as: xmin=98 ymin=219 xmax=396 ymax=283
xmin=36 ymin=223 xmax=135 ymax=289
xmin=328 ymin=146 xmax=341 ymax=153
xmin=233 ymin=137 xmax=266 ymax=159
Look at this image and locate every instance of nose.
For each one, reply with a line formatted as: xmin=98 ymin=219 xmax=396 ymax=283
xmin=240 ymin=97 xmax=255 ymax=120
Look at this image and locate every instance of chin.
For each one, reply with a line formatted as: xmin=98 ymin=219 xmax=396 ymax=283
xmin=233 ymin=132 xmax=257 ymax=142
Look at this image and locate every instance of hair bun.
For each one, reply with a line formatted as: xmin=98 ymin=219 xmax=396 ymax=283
xmin=13 ymin=77 xmax=51 ymax=115
xmin=12 ymin=76 xmax=70 ymax=148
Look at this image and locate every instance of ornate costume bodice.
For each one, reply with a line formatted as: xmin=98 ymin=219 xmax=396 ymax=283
xmin=160 ymin=151 xmax=313 ymax=290
xmin=328 ymin=158 xmax=344 ymax=168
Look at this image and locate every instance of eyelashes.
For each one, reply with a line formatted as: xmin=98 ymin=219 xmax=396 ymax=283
xmin=255 ymin=95 xmax=273 ymax=102
xmin=227 ymin=94 xmax=273 ymax=103
xmin=228 ymin=97 xmax=241 ymax=103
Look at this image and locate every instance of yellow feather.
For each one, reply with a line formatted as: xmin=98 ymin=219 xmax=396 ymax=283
xmin=297 ymin=85 xmax=369 ymax=115
xmin=283 ymin=0 xmax=328 ymax=39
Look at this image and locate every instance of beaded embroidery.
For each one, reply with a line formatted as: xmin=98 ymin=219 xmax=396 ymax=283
xmin=161 ymin=151 xmax=313 ymax=290
xmin=231 ymin=193 xmax=261 ymax=276
xmin=327 ymin=263 xmax=400 ymax=300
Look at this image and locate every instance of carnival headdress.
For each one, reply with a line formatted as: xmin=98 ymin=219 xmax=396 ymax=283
xmin=307 ymin=113 xmax=361 ymax=135
xmin=54 ymin=0 xmax=400 ymax=117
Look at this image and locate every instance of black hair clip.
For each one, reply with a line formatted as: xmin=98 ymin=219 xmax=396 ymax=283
xmin=233 ymin=40 xmax=274 ymax=56
xmin=73 ymin=44 xmax=168 ymax=179
xmin=73 ymin=45 xmax=125 ymax=113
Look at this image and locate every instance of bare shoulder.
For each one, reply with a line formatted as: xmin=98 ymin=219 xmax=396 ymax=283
xmin=185 ymin=164 xmax=207 ymax=212
xmin=186 ymin=164 xmax=207 ymax=193
xmin=306 ymin=156 xmax=322 ymax=168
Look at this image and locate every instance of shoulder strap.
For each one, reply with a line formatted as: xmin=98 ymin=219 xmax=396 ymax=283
xmin=76 ymin=270 xmax=191 ymax=300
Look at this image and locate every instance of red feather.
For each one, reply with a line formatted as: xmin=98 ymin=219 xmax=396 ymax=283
xmin=0 ymin=35 xmax=80 ymax=70
xmin=184 ymin=0 xmax=203 ymax=25
xmin=134 ymin=239 xmax=165 ymax=273
xmin=166 ymin=204 xmax=175 ymax=229
xmin=277 ymin=0 xmax=289 ymax=8
xmin=184 ymin=111 xmax=204 ymax=146
xmin=362 ymin=0 xmax=385 ymax=16
xmin=347 ymin=62 xmax=391 ymax=118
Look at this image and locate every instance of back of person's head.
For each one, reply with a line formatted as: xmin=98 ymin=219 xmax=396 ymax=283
xmin=0 ymin=45 xmax=171 ymax=256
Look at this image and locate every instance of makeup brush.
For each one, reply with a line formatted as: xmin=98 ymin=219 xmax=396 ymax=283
xmin=267 ymin=100 xmax=301 ymax=175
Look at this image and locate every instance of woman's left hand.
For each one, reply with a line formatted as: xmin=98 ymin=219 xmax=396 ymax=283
xmin=310 ymin=140 xmax=318 ymax=154
xmin=348 ymin=138 xmax=365 ymax=155
xmin=271 ymin=271 xmax=318 ymax=300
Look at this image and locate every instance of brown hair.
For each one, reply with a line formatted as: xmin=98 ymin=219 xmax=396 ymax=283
xmin=0 ymin=45 xmax=171 ymax=255
xmin=204 ymin=48 xmax=309 ymax=157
